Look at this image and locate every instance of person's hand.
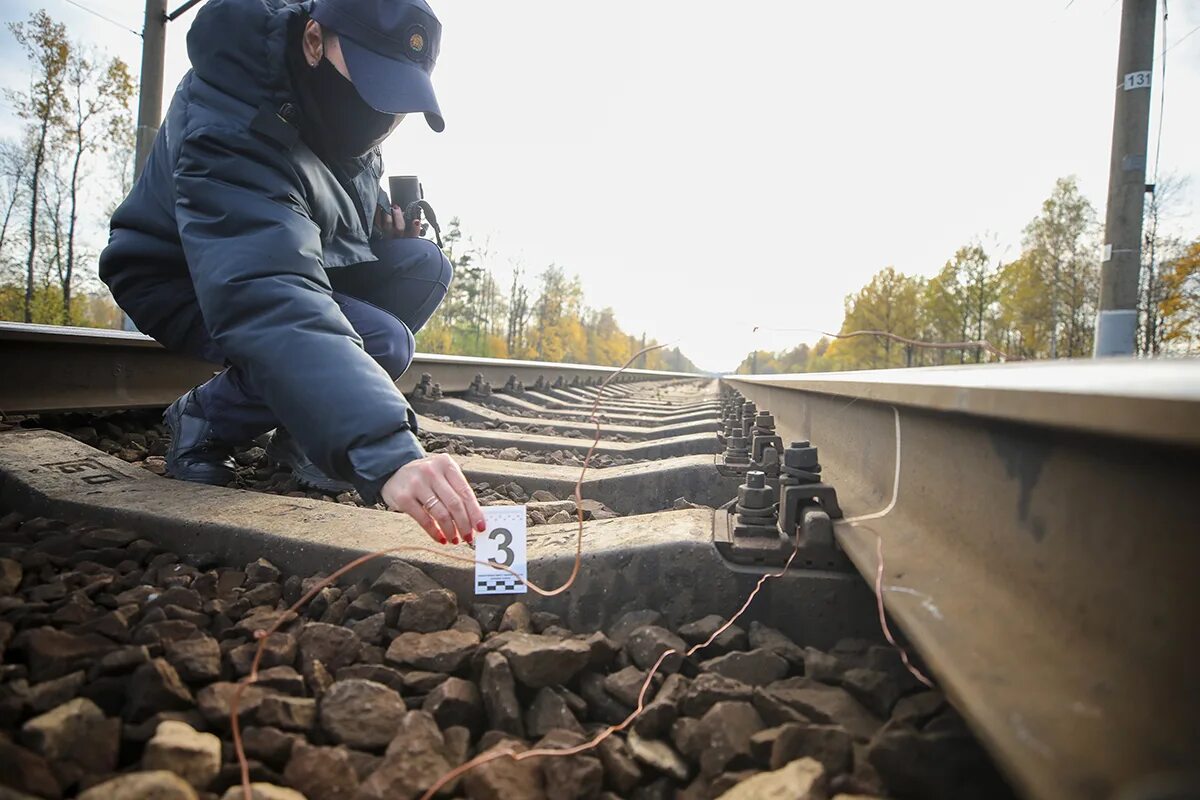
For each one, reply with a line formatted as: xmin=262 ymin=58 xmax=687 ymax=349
xmin=376 ymin=204 xmax=422 ymax=239
xmin=380 ymin=454 xmax=486 ymax=545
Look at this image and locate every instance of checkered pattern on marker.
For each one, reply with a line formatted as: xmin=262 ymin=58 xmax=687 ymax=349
xmin=474 ymin=506 xmax=527 ymax=595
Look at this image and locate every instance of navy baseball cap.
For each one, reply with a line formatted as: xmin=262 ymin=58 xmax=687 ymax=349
xmin=311 ymin=0 xmax=445 ymax=132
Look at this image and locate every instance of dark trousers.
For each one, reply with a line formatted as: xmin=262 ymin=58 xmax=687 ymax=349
xmin=176 ymin=238 xmax=452 ymax=442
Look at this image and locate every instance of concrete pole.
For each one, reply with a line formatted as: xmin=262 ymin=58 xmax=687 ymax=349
xmin=124 ymin=0 xmax=168 ymax=331
xmin=133 ymin=0 xmax=168 ymax=180
xmin=1094 ymin=0 xmax=1156 ymax=357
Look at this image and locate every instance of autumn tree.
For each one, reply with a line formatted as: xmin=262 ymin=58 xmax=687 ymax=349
xmin=56 ymin=48 xmax=135 ymax=323
xmin=1158 ymin=239 xmax=1200 ymax=353
xmin=0 ymin=138 xmax=30 ymax=279
xmin=585 ymin=307 xmax=633 ymax=366
xmin=734 ymin=350 xmax=777 ymax=374
xmin=835 ymin=267 xmax=923 ymax=369
xmin=1 ymin=12 xmax=133 ymax=327
xmin=735 ymin=342 xmax=811 ymax=374
xmin=1022 ymin=177 xmax=1098 ymax=358
xmin=6 ymin=11 xmax=69 ymax=323
xmin=993 ymin=255 xmax=1049 ymax=359
xmin=645 ymin=344 xmax=698 ymax=373
xmin=1137 ymin=175 xmax=1191 ymax=355
xmin=412 ymin=224 xmax=695 ymax=369
xmin=736 ymin=178 xmax=1125 ymax=372
xmin=529 ymin=266 xmax=585 ymax=362
xmin=505 ymin=265 xmax=532 ymax=357
xmin=921 ymin=260 xmax=969 ymax=364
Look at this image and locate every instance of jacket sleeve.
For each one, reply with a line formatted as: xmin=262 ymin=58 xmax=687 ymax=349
xmin=174 ymin=124 xmax=424 ymax=502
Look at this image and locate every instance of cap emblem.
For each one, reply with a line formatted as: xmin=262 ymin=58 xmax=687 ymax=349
xmin=406 ymin=25 xmax=427 ymax=59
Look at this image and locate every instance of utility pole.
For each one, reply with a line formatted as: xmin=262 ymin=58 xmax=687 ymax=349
xmin=1094 ymin=0 xmax=1156 ymax=357
xmin=134 ymin=0 xmax=168 ymax=180
xmin=127 ymin=0 xmax=208 ymax=330
xmin=123 ymin=0 xmax=168 ymax=331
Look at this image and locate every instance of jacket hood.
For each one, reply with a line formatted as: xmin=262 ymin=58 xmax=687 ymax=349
xmin=186 ymin=0 xmax=311 ymax=110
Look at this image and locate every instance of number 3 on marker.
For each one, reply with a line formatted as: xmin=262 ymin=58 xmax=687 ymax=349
xmin=488 ymin=527 xmax=515 ymax=568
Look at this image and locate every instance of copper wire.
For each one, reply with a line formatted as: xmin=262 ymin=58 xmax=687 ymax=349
xmin=874 ymin=532 xmax=934 ymax=689
xmin=751 ymin=325 xmax=1013 ymax=361
xmin=231 ymin=343 xmax=669 ymax=800
xmin=840 ymin=406 xmax=935 ymax=690
xmin=416 ymin=543 xmax=802 ymax=800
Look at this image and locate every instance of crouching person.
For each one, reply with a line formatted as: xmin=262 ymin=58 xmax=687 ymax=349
xmin=98 ymin=0 xmax=481 ymax=545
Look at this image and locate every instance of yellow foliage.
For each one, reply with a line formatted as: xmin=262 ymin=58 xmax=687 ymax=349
xmin=0 ymin=283 xmax=124 ymax=328
xmin=1159 ymin=239 xmax=1200 ymax=351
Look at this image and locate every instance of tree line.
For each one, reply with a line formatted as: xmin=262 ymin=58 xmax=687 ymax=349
xmin=416 ymin=219 xmax=698 ymax=372
xmin=0 ymin=10 xmax=700 ymax=372
xmin=738 ymin=176 xmax=1200 ymax=374
xmin=0 ymin=10 xmax=135 ymax=327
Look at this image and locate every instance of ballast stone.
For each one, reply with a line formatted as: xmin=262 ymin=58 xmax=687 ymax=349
xmin=318 ymin=679 xmax=406 ymax=750
xmin=492 ymin=633 xmax=592 ymax=688
xmin=714 ymin=756 xmax=826 ymax=800
xmin=142 ymin=719 xmax=221 ymax=790
xmin=78 ymin=770 xmax=199 ymax=800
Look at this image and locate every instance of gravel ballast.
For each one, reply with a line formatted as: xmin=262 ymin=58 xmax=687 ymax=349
xmin=0 ymin=505 xmax=1014 ymax=800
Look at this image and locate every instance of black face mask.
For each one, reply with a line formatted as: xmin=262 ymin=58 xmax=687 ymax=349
xmin=293 ymin=56 xmax=400 ymax=160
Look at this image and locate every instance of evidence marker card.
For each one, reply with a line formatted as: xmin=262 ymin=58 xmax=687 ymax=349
xmin=474 ymin=505 xmax=527 ymax=595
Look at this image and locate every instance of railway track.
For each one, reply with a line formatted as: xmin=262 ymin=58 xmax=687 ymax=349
xmin=0 ymin=321 xmax=1197 ymax=800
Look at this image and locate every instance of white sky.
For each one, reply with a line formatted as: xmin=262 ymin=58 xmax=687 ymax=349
xmin=2 ymin=0 xmax=1198 ymax=372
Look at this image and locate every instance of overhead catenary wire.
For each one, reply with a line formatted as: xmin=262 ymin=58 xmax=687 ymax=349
xmin=1150 ymin=0 xmax=1168 ymax=187
xmin=1163 ymin=20 xmax=1199 ymax=52
xmin=56 ymin=0 xmax=142 ymax=37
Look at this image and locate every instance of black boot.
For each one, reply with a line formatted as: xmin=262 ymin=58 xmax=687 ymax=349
xmin=266 ymin=428 xmax=354 ymax=493
xmin=163 ymin=389 xmax=237 ymax=485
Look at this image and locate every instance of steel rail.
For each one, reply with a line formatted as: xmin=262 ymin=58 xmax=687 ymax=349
xmin=0 ymin=322 xmax=700 ymax=414
xmin=724 ymin=359 xmax=1200 ymax=800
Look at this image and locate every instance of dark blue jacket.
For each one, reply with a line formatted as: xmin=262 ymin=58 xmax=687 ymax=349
xmin=99 ymin=0 xmax=423 ymax=501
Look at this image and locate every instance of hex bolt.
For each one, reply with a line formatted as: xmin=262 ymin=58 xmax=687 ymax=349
xmin=736 ymin=469 xmax=776 ymax=518
xmin=412 ymin=373 xmax=438 ymax=401
xmin=754 ymin=411 xmax=775 ymax=431
xmin=725 ymin=433 xmax=751 ymax=464
xmin=741 ymin=403 xmax=757 ymax=437
xmin=783 ymin=442 xmax=820 ymax=471
xmin=470 ymin=373 xmax=492 ymax=396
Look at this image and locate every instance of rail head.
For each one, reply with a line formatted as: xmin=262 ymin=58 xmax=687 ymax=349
xmin=724 ymin=357 xmax=1200 ymax=447
xmin=0 ymin=321 xmax=709 ymax=414
xmin=723 ymin=360 xmax=1200 ymax=800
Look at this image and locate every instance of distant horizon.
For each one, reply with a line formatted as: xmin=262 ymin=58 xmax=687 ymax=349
xmin=1 ymin=0 xmax=1197 ymax=372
